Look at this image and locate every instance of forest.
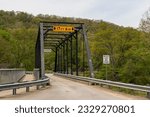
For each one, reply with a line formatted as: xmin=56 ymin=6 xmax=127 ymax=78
xmin=0 ymin=10 xmax=150 ymax=85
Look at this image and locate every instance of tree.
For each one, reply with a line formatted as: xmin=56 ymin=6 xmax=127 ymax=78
xmin=139 ymin=8 xmax=150 ymax=32
xmin=91 ymin=21 xmax=150 ymax=85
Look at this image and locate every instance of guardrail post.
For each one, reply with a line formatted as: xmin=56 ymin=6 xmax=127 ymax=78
xmin=13 ymin=89 xmax=16 ymax=95
xmin=37 ymin=85 xmax=40 ymax=90
xmin=26 ymin=87 xmax=30 ymax=92
xmin=147 ymin=92 xmax=150 ymax=99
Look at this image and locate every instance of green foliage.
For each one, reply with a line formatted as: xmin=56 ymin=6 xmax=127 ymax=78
xmin=91 ymin=21 xmax=150 ymax=85
xmin=45 ymin=52 xmax=55 ymax=71
xmin=0 ymin=29 xmax=10 ymax=40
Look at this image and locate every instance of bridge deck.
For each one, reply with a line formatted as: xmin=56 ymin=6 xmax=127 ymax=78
xmin=0 ymin=74 xmax=147 ymax=100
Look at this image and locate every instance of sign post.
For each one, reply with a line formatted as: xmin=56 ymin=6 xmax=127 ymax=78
xmin=103 ymin=55 xmax=110 ymax=80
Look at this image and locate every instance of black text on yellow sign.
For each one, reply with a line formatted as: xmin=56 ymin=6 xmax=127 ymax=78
xmin=53 ymin=26 xmax=75 ymax=32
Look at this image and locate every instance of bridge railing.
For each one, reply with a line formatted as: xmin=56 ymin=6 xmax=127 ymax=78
xmin=0 ymin=78 xmax=49 ymax=95
xmin=54 ymin=73 xmax=150 ymax=99
xmin=0 ymin=69 xmax=49 ymax=95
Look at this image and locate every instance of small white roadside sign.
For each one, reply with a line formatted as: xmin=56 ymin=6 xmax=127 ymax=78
xmin=103 ymin=55 xmax=110 ymax=64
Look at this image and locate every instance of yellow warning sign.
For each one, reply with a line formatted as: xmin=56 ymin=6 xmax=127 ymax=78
xmin=53 ymin=26 xmax=75 ymax=32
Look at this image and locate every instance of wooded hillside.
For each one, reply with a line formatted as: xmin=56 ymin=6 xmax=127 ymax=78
xmin=0 ymin=10 xmax=150 ymax=85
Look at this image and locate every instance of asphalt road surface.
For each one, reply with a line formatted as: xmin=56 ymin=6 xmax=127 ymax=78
xmin=0 ymin=74 xmax=146 ymax=100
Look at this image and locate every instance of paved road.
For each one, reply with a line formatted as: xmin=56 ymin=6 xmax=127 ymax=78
xmin=0 ymin=74 xmax=146 ymax=100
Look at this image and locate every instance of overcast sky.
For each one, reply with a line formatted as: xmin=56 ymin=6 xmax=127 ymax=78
xmin=0 ymin=0 xmax=149 ymax=28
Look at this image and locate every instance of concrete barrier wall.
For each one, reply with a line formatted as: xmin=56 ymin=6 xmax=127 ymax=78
xmin=33 ymin=69 xmax=39 ymax=80
xmin=0 ymin=69 xmax=25 ymax=84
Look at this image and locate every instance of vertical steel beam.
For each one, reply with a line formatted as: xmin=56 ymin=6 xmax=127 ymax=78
xmin=70 ymin=36 xmax=73 ymax=75
xmin=13 ymin=89 xmax=16 ymax=95
xmin=83 ymin=37 xmax=85 ymax=76
xmin=76 ymin=31 xmax=79 ymax=76
xmin=54 ymin=48 xmax=57 ymax=72
xmin=40 ymin=23 xmax=45 ymax=79
xmin=26 ymin=87 xmax=30 ymax=92
xmin=61 ymin=47 xmax=63 ymax=73
xmin=35 ymin=41 xmax=40 ymax=68
xmin=63 ymin=44 xmax=66 ymax=74
xmin=82 ymin=24 xmax=94 ymax=78
xmin=35 ymin=29 xmax=41 ymax=77
xmin=57 ymin=49 xmax=60 ymax=72
xmin=66 ymin=40 xmax=69 ymax=74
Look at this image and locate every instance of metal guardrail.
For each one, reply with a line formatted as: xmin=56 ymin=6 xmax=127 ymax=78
xmin=26 ymin=71 xmax=33 ymax=74
xmin=55 ymin=73 xmax=150 ymax=99
xmin=0 ymin=78 xmax=49 ymax=95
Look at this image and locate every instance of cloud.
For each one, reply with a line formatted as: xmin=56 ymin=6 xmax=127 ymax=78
xmin=0 ymin=0 xmax=150 ymax=27
xmin=80 ymin=0 xmax=150 ymax=27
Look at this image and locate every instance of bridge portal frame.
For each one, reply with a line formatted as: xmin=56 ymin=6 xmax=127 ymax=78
xmin=35 ymin=22 xmax=94 ymax=79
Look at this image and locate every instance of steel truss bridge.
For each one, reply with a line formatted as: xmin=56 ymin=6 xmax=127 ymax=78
xmin=35 ymin=22 xmax=94 ymax=79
